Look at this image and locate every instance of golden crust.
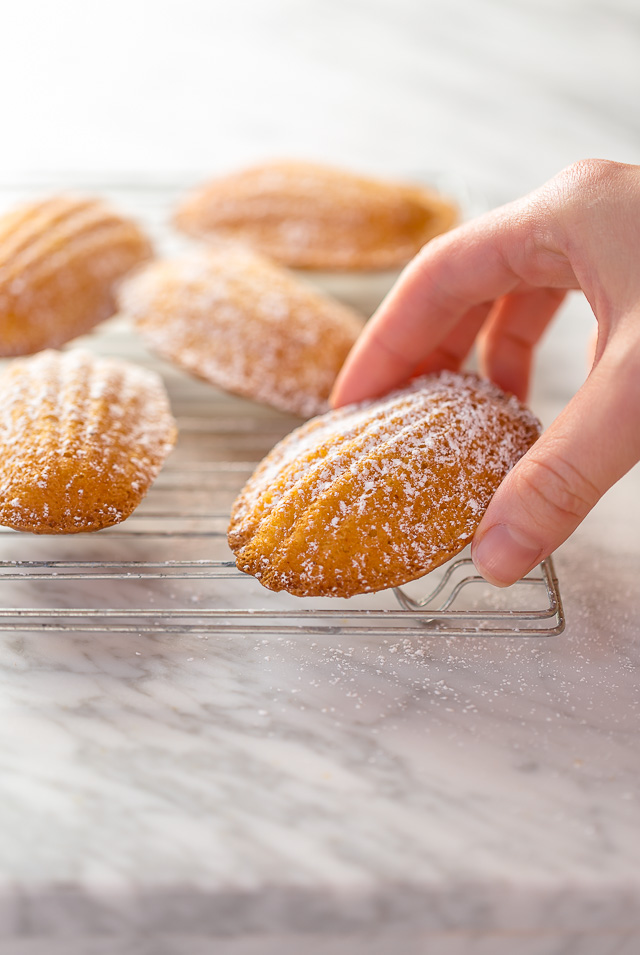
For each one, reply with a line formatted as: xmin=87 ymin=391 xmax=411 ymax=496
xmin=120 ymin=245 xmax=365 ymax=418
xmin=0 ymin=195 xmax=152 ymax=356
xmin=0 ymin=349 xmax=177 ymax=534
xmin=173 ymin=160 xmax=459 ymax=271
xmin=228 ymin=372 xmax=541 ymax=597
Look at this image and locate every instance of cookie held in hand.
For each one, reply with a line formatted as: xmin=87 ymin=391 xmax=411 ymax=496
xmin=173 ymin=160 xmax=458 ymax=271
xmin=0 ymin=195 xmax=152 ymax=356
xmin=120 ymin=245 xmax=365 ymax=418
xmin=0 ymin=349 xmax=177 ymax=534
xmin=228 ymin=371 xmax=541 ymax=597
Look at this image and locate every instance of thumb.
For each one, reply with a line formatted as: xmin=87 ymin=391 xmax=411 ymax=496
xmin=471 ymin=331 xmax=640 ymax=586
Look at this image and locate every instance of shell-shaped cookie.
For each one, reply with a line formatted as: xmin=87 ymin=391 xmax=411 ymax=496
xmin=0 ymin=350 xmax=177 ymax=534
xmin=0 ymin=195 xmax=152 ymax=356
xmin=173 ymin=160 xmax=458 ymax=271
xmin=120 ymin=245 xmax=365 ymax=418
xmin=228 ymin=372 xmax=541 ymax=597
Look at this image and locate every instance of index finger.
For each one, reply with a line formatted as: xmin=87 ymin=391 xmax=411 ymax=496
xmin=330 ymin=199 xmax=560 ymax=407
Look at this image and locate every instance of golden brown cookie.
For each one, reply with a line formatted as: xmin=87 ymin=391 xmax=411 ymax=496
xmin=0 ymin=195 xmax=152 ymax=356
xmin=228 ymin=371 xmax=541 ymax=596
xmin=173 ymin=160 xmax=458 ymax=271
xmin=0 ymin=349 xmax=177 ymax=534
xmin=120 ymin=245 xmax=365 ymax=418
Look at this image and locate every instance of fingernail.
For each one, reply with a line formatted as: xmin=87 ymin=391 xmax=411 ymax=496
xmin=472 ymin=524 xmax=543 ymax=587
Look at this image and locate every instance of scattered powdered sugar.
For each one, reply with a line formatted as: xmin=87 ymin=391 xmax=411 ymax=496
xmin=229 ymin=371 xmax=541 ymax=597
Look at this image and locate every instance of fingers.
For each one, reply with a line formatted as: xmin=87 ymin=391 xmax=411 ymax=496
xmin=477 ymin=288 xmax=568 ymax=401
xmin=332 ymin=160 xmax=638 ymax=411
xmin=331 ymin=196 xmax=580 ymax=408
xmin=410 ymin=303 xmax=493 ymax=377
xmin=331 ymin=211 xmax=525 ymax=406
xmin=471 ymin=326 xmax=640 ymax=586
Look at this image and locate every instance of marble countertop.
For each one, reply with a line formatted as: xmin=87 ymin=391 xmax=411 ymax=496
xmin=0 ymin=1 xmax=639 ymax=953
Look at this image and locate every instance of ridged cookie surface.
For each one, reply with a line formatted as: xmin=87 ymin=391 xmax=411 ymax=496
xmin=120 ymin=245 xmax=365 ymax=418
xmin=173 ymin=160 xmax=458 ymax=271
xmin=228 ymin=372 xmax=541 ymax=597
xmin=0 ymin=195 xmax=152 ymax=356
xmin=0 ymin=349 xmax=177 ymax=534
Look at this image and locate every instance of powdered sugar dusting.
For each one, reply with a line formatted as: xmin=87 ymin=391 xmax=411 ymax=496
xmin=229 ymin=371 xmax=541 ymax=597
xmin=120 ymin=245 xmax=365 ymax=417
xmin=0 ymin=349 xmax=177 ymax=534
xmin=173 ymin=160 xmax=459 ymax=271
xmin=0 ymin=195 xmax=152 ymax=357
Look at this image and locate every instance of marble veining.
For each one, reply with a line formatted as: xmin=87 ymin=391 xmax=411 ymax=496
xmin=0 ymin=0 xmax=639 ymax=951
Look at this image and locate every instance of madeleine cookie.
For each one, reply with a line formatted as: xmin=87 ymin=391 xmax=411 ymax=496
xmin=0 ymin=195 xmax=152 ymax=356
xmin=228 ymin=372 xmax=541 ymax=597
xmin=0 ymin=349 xmax=176 ymax=534
xmin=120 ymin=245 xmax=365 ymax=417
xmin=173 ymin=160 xmax=458 ymax=271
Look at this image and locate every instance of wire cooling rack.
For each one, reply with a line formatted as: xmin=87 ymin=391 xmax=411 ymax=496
xmin=0 ymin=176 xmax=564 ymax=637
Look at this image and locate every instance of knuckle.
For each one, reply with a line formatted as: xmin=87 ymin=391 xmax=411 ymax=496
xmin=412 ymin=237 xmax=468 ymax=309
xmin=418 ymin=230 xmax=452 ymax=258
xmin=559 ymin=157 xmax=623 ymax=188
xmin=413 ymin=232 xmax=451 ymax=273
xmin=545 ymin=159 xmax=632 ymax=212
xmin=516 ymin=450 xmax=601 ymax=527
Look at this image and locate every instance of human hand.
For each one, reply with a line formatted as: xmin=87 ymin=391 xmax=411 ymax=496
xmin=331 ymin=159 xmax=640 ymax=586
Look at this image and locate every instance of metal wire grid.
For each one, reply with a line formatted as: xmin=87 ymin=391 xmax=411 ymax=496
xmin=0 ymin=442 xmax=565 ymax=636
xmin=0 ymin=177 xmax=565 ymax=637
xmin=0 ymin=557 xmax=564 ymax=636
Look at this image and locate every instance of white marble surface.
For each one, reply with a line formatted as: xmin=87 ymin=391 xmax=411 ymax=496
xmin=0 ymin=1 xmax=639 ymax=952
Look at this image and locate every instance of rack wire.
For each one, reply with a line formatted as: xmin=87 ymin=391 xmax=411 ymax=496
xmin=0 ymin=177 xmax=565 ymax=637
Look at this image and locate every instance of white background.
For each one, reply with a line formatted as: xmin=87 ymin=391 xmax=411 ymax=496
xmin=2 ymin=0 xmax=638 ymax=200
